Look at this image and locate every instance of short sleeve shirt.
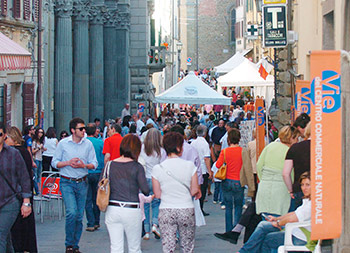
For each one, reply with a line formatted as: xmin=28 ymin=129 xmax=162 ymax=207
xmin=191 ymin=137 xmax=210 ymax=174
xmin=103 ymin=133 xmax=123 ymax=160
xmin=152 ymin=158 xmax=196 ymax=209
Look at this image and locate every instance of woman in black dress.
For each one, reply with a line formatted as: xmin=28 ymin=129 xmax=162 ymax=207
xmin=5 ymin=126 xmax=38 ymax=253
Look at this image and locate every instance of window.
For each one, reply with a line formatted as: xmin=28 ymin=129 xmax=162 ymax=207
xmin=23 ymin=0 xmax=30 ymax=20
xmin=230 ymin=8 xmax=236 ymax=43
xmin=13 ymin=0 xmax=21 ymax=18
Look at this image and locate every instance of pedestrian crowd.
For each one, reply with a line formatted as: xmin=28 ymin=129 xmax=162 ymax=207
xmin=0 ymin=97 xmax=313 ymax=253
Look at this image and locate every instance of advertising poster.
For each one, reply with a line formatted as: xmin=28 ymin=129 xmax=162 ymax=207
xmin=310 ymin=51 xmax=342 ymax=240
xmin=295 ymin=80 xmax=311 ymax=117
xmin=255 ymin=98 xmax=266 ymax=161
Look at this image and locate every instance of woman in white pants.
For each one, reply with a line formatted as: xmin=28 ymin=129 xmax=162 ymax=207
xmin=104 ymin=134 xmax=149 ymax=253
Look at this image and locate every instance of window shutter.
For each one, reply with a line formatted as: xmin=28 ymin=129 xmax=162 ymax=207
xmin=33 ymin=0 xmax=39 ymax=21
xmin=13 ymin=0 xmax=21 ymax=18
xmin=1 ymin=0 xmax=8 ymax=16
xmin=3 ymin=84 xmax=11 ymax=127
xmin=23 ymin=0 xmax=30 ymax=20
xmin=22 ymin=82 xmax=35 ymax=128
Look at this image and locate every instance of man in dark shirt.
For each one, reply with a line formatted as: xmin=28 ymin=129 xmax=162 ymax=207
xmin=211 ymin=120 xmax=227 ymax=145
xmin=236 ymin=95 xmax=245 ymax=108
xmin=0 ymin=122 xmax=32 ymax=252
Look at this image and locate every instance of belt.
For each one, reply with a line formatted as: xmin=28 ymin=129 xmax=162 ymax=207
xmin=109 ymin=202 xmax=140 ymax=209
xmin=61 ymin=175 xmax=87 ymax=183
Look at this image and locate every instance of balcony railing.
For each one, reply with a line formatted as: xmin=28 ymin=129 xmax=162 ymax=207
xmin=148 ymin=46 xmax=166 ymax=74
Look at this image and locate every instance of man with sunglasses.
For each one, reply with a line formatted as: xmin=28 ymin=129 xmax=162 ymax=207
xmin=52 ymin=118 xmax=98 ymax=253
xmin=0 ymin=122 xmax=32 ymax=252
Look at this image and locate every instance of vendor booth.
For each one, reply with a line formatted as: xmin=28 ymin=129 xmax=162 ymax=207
xmin=154 ymin=71 xmax=231 ymax=105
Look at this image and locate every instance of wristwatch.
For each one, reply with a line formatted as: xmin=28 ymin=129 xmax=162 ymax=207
xmin=277 ymin=219 xmax=281 ymax=227
xmin=22 ymin=202 xmax=32 ymax=207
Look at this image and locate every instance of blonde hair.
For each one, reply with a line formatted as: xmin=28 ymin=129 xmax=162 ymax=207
xmin=7 ymin=126 xmax=24 ymax=145
xmin=278 ymin=125 xmax=299 ymax=144
xmin=304 ymin=122 xmax=311 ymax=139
xmin=143 ymin=128 xmax=162 ymax=157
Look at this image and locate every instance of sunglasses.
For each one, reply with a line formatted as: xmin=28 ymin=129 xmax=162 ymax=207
xmin=75 ymin=127 xmax=86 ymax=131
xmin=38 ymin=131 xmax=44 ymax=133
xmin=0 ymin=132 xmax=3 ymax=137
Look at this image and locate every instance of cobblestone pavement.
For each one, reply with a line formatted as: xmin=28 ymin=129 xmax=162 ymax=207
xmin=35 ymin=193 xmax=243 ymax=252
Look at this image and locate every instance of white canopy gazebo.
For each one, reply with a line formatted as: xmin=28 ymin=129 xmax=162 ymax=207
xmin=154 ymin=71 xmax=231 ymax=105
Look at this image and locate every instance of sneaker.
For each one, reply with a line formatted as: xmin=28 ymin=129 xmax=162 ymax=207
xmin=213 ymin=201 xmax=218 ymax=204
xmin=214 ymin=231 xmax=240 ymax=244
xmin=221 ymin=205 xmax=226 ymax=210
xmin=66 ymin=246 xmax=74 ymax=253
xmin=73 ymin=249 xmax=81 ymax=253
xmin=94 ymin=225 xmax=100 ymax=230
xmin=143 ymin=233 xmax=150 ymax=240
xmin=86 ymin=227 xmax=95 ymax=232
xmin=151 ymin=224 xmax=161 ymax=239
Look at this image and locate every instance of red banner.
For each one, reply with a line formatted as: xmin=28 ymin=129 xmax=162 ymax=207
xmin=255 ymin=98 xmax=265 ymax=161
xmin=310 ymin=51 xmax=342 ymax=240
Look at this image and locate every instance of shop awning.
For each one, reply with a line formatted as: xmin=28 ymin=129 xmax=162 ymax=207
xmin=0 ymin=32 xmax=31 ymax=71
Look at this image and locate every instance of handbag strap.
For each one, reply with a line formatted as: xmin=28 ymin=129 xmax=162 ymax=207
xmin=223 ymin=148 xmax=226 ymax=164
xmin=159 ymin=164 xmax=191 ymax=194
xmin=103 ymin=161 xmax=112 ymax=179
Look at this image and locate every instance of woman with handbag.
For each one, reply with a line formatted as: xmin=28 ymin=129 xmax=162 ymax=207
xmin=215 ymin=128 xmax=245 ymax=233
xmin=104 ymin=134 xmax=149 ymax=253
xmin=152 ymin=132 xmax=201 ymax=253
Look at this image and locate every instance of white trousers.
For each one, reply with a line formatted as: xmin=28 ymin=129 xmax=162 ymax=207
xmin=105 ymin=205 xmax=142 ymax=253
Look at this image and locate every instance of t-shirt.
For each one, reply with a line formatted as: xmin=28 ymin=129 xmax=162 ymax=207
xmin=285 ymin=140 xmax=310 ymax=193
xmin=191 ymin=137 xmax=210 ymax=175
xmin=42 ymin=137 xmax=58 ymax=157
xmin=87 ymin=137 xmax=104 ymax=173
xmin=23 ymin=135 xmax=32 ymax=148
xmin=139 ymin=145 xmax=166 ymax=179
xmin=216 ymin=146 xmax=242 ymax=180
xmin=103 ymin=133 xmax=123 ymax=160
xmin=293 ymin=198 xmax=311 ymax=241
xmin=152 ymin=158 xmax=197 ymax=209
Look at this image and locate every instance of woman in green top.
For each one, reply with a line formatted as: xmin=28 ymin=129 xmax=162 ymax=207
xmin=255 ymin=126 xmax=299 ymax=217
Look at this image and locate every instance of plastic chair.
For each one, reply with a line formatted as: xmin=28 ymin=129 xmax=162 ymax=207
xmin=34 ymin=172 xmax=63 ymax=223
xmin=278 ymin=221 xmax=321 ymax=253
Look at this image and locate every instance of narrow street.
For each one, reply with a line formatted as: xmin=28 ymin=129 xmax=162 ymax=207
xmin=35 ymin=193 xmax=243 ymax=252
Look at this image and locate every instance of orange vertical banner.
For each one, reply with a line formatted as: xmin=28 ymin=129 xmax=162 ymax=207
xmin=295 ymin=80 xmax=311 ymax=117
xmin=255 ymin=98 xmax=265 ymax=161
xmin=310 ymin=51 xmax=342 ymax=240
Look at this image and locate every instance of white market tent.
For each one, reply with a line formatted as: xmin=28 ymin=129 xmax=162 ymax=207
xmin=217 ymin=57 xmax=274 ymax=108
xmin=214 ymin=52 xmax=247 ymax=74
xmin=154 ymin=71 xmax=231 ymax=105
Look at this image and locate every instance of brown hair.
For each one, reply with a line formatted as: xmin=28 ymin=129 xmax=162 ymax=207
xmin=144 ymin=128 xmax=161 ymax=157
xmin=304 ymin=122 xmax=311 ymax=139
xmin=299 ymin=171 xmax=310 ymax=184
xmin=163 ymin=132 xmax=184 ymax=155
xmin=6 ymin=126 xmax=24 ymax=145
xmin=227 ymin=128 xmax=241 ymax=145
xmin=119 ymin=134 xmax=141 ymax=160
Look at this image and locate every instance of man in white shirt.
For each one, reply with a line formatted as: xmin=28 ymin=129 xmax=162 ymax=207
xmin=191 ymin=124 xmax=212 ymax=216
xmin=145 ymin=114 xmax=158 ymax=129
xmin=220 ymin=122 xmax=236 ymax=150
xmin=121 ymin=103 xmax=130 ymax=120
xmin=132 ymin=114 xmax=145 ymax=136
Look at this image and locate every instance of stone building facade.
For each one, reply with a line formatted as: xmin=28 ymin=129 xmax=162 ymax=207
xmin=180 ymin=0 xmax=235 ymax=71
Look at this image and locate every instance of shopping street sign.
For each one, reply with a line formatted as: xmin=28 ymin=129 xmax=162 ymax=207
xmin=262 ymin=4 xmax=287 ymax=48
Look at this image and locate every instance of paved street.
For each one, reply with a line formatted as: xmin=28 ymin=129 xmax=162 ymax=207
xmin=35 ymin=193 xmax=243 ymax=252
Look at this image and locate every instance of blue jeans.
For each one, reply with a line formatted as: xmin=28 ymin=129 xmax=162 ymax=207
xmin=34 ymin=160 xmax=42 ymax=194
xmin=0 ymin=198 xmax=20 ymax=253
xmin=213 ymin=182 xmax=223 ymax=203
xmin=60 ymin=177 xmax=88 ymax=249
xmin=85 ymin=173 xmax=101 ymax=227
xmin=144 ymin=178 xmax=160 ymax=233
xmin=239 ymin=221 xmax=307 ymax=253
xmin=222 ymin=179 xmax=244 ymax=232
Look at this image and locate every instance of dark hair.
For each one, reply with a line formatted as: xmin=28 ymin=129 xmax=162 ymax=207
xmin=23 ymin=125 xmax=33 ymax=135
xmin=170 ymin=125 xmax=184 ymax=136
xmin=299 ymin=171 xmax=310 ymax=183
xmin=0 ymin=122 xmax=6 ymax=134
xmin=209 ymin=114 xmax=215 ymax=121
xmin=129 ymin=124 xmax=137 ymax=134
xmin=86 ymin=123 xmax=96 ymax=136
xmin=293 ymin=113 xmax=310 ymax=129
xmin=163 ymin=132 xmax=184 ymax=155
xmin=33 ymin=128 xmax=45 ymax=144
xmin=122 ymin=115 xmax=131 ymax=127
xmin=46 ymin=127 xmax=57 ymax=138
xmin=94 ymin=118 xmax=100 ymax=123
xmin=110 ymin=123 xmax=122 ymax=134
xmin=227 ymin=128 xmax=241 ymax=145
xmin=69 ymin=118 xmax=85 ymax=134
xmin=120 ymin=134 xmax=141 ymax=160
xmin=60 ymin=130 xmax=69 ymax=139
xmin=226 ymin=121 xmax=235 ymax=129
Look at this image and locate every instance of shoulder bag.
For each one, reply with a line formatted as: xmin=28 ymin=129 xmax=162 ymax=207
xmin=214 ymin=149 xmax=227 ymax=180
xmin=159 ymin=164 xmax=206 ymax=227
xmin=96 ymin=161 xmax=112 ymax=212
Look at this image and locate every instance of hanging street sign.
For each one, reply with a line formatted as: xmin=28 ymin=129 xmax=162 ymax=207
xmin=262 ymin=4 xmax=287 ymax=48
xmin=187 ymin=57 xmax=192 ymax=63
xmin=246 ymin=24 xmax=259 ymax=39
